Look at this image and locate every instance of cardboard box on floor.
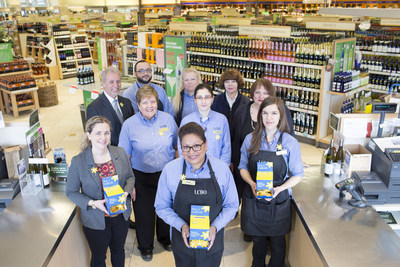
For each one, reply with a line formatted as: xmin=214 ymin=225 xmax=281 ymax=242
xmin=343 ymin=144 xmax=372 ymax=178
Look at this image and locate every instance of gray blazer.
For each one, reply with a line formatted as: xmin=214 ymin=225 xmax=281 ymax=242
xmin=66 ymin=145 xmax=135 ymax=230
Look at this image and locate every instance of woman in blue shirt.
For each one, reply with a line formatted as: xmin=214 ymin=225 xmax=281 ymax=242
xmin=172 ymin=68 xmax=201 ymax=125
xmin=119 ymin=85 xmax=178 ymax=261
xmin=179 ymin=84 xmax=231 ymax=165
xmin=239 ymin=96 xmax=303 ymax=267
xmin=155 ymin=122 xmax=238 ymax=267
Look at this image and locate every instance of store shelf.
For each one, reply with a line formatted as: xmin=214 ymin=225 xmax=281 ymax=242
xmin=62 ymin=71 xmax=77 ymax=75
xmin=76 ymin=58 xmax=92 ymax=61
xmin=369 ymin=70 xmax=400 ymax=77
xmin=27 ymin=45 xmax=44 ymax=49
xmin=0 ymin=70 xmax=32 ymax=77
xmin=57 ymin=47 xmax=75 ymax=51
xmin=287 ymin=106 xmax=318 ymax=115
xmin=152 ymin=80 xmax=165 ymax=85
xmin=360 ymin=51 xmax=400 ymax=57
xmin=59 ymin=59 xmax=76 ymax=63
xmin=73 ymin=45 xmax=90 ymax=49
xmin=328 ymin=84 xmax=370 ymax=97
xmin=54 ymin=35 xmax=72 ymax=38
xmin=294 ymin=131 xmax=316 ymax=140
xmin=127 ymin=45 xmax=163 ymax=51
xmin=371 ymin=89 xmax=389 ymax=94
xmin=187 ymin=51 xmax=324 ymax=70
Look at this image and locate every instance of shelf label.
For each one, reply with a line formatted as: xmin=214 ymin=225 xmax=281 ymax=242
xmin=69 ymin=86 xmax=77 ymax=95
xmin=380 ymin=18 xmax=400 ymax=26
xmin=169 ymin=22 xmax=208 ymax=32
xmin=217 ymin=18 xmax=252 ymax=26
xmin=306 ymin=21 xmax=356 ymax=31
xmin=238 ymin=25 xmax=291 ymax=38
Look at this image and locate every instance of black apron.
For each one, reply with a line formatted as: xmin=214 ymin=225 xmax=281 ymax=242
xmin=241 ymin=133 xmax=291 ymax=236
xmin=172 ymin=160 xmax=224 ymax=258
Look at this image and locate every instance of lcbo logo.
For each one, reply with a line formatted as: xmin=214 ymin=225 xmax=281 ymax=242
xmin=194 ymin=189 xmax=207 ymax=195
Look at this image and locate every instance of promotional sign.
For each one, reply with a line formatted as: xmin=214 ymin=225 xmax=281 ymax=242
xmin=164 ymin=36 xmax=186 ymax=97
xmin=333 ymin=38 xmax=356 ymax=74
xmin=169 ymin=22 xmax=208 ymax=33
xmin=238 ymin=25 xmax=291 ymax=38
xmin=0 ymin=43 xmax=13 ymax=63
xmin=306 ymin=21 xmax=356 ymax=31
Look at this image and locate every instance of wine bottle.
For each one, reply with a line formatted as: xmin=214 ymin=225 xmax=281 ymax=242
xmin=324 ymin=139 xmax=335 ymax=176
xmin=38 ymin=149 xmax=50 ymax=188
xmin=335 ymin=139 xmax=345 ymax=167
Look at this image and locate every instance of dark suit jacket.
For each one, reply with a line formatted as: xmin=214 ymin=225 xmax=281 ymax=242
xmin=66 ymin=145 xmax=135 ymax=230
xmin=86 ymin=93 xmax=134 ymax=146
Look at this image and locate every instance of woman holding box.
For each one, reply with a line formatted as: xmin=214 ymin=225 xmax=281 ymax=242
xmin=66 ymin=116 xmax=135 ymax=267
xmin=118 ymin=85 xmax=178 ymax=261
xmin=239 ymin=97 xmax=303 ymax=267
xmin=155 ymin=122 xmax=239 ymax=267
xmin=179 ymin=84 xmax=231 ymax=166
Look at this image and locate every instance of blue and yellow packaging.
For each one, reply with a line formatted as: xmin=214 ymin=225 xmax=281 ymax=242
xmin=103 ymin=175 xmax=127 ymax=215
xmin=189 ymin=205 xmax=210 ymax=249
xmin=256 ymin=162 xmax=273 ymax=199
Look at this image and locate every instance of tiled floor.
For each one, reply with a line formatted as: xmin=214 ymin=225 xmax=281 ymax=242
xmin=2 ymin=65 xmax=324 ymax=266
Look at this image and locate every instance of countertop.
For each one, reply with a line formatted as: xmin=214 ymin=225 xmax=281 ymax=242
xmin=292 ymin=166 xmax=400 ymax=267
xmin=0 ymin=182 xmax=76 ymax=266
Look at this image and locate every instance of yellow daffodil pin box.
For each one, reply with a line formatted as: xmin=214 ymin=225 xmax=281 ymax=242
xmin=189 ymin=205 xmax=210 ymax=249
xmin=103 ymin=175 xmax=127 ymax=215
xmin=256 ymin=162 xmax=273 ymax=199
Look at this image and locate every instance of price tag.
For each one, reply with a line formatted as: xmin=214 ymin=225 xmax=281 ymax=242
xmin=69 ymin=86 xmax=77 ymax=94
xmin=91 ymin=90 xmax=99 ymax=99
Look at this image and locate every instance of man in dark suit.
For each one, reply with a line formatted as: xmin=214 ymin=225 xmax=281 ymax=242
xmin=86 ymin=67 xmax=136 ymax=229
xmin=86 ymin=67 xmax=134 ymax=146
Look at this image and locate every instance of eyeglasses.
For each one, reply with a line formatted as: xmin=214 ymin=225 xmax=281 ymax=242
xmin=181 ymin=142 xmax=204 ymax=152
xmin=136 ymin=69 xmax=152 ymax=73
xmin=195 ymin=95 xmax=213 ymax=101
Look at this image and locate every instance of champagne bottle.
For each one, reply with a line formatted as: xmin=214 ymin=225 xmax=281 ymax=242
xmin=324 ymin=139 xmax=335 ymax=176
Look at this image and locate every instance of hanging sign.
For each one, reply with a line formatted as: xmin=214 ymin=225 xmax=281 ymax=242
xmin=306 ymin=21 xmax=356 ymax=31
xmin=238 ymin=25 xmax=291 ymax=38
xmin=169 ymin=22 xmax=208 ymax=33
xmin=164 ymin=36 xmax=186 ymax=97
xmin=217 ymin=18 xmax=252 ymax=26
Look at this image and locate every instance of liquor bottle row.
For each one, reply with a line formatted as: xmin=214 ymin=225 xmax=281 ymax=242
xmin=55 ymin=37 xmax=73 ymax=49
xmin=13 ymin=93 xmax=33 ymax=107
xmin=77 ymin=60 xmax=93 ymax=68
xmin=59 ymin=50 xmax=75 ymax=61
xmin=100 ymin=29 xmax=121 ymax=40
xmin=52 ymin=24 xmax=70 ymax=36
xmin=278 ymin=87 xmax=319 ymax=112
xmin=27 ymin=35 xmax=50 ymax=47
xmin=73 ymin=36 xmax=87 ymax=45
xmin=369 ymin=74 xmax=400 ymax=92
xmin=75 ymin=48 xmax=91 ymax=59
xmin=106 ymin=42 xmax=116 ymax=54
xmin=28 ymin=149 xmax=50 ymax=188
xmin=332 ymin=71 xmax=354 ymax=93
xmin=18 ymin=23 xmax=48 ymax=34
xmin=77 ymin=67 xmax=95 ymax=85
xmin=340 ymin=90 xmax=370 ymax=114
xmin=291 ymin=111 xmax=317 ymax=136
xmin=187 ymin=54 xmax=265 ymax=80
xmin=355 ymin=37 xmax=400 ymax=54
xmin=215 ymin=26 xmax=239 ymax=36
xmin=153 ymin=66 xmax=165 ymax=82
xmin=127 ymin=32 xmax=138 ymax=46
xmin=360 ymin=56 xmax=400 ymax=73
xmin=61 ymin=62 xmax=77 ymax=73
xmin=0 ymin=58 xmax=29 ymax=74
xmin=324 ymin=139 xmax=344 ymax=176
xmin=0 ymin=74 xmax=36 ymax=91
xmin=127 ymin=47 xmax=137 ymax=60
xmin=187 ymin=34 xmax=332 ymax=66
xmin=31 ymin=62 xmax=47 ymax=75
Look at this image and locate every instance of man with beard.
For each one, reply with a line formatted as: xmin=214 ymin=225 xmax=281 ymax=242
xmin=123 ymin=60 xmax=173 ymax=115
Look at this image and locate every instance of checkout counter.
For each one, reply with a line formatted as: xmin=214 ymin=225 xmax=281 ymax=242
xmin=1 ymin=166 xmax=399 ymax=266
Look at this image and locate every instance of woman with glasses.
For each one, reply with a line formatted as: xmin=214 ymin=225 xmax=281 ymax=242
xmin=179 ymin=84 xmax=231 ymax=166
xmin=155 ymin=122 xmax=238 ymax=267
xmin=239 ymin=97 xmax=303 ymax=267
xmin=118 ymin=85 xmax=178 ymax=261
xmin=172 ymin=68 xmax=202 ymax=125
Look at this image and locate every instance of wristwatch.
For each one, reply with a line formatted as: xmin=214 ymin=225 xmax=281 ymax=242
xmin=90 ymin=200 xmax=96 ymax=209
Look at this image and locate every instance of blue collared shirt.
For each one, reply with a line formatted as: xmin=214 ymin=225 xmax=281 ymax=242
xmin=118 ymin=110 xmax=178 ymax=173
xmin=239 ymin=130 xmax=304 ymax=178
xmin=154 ymin=156 xmax=239 ymax=233
xmin=122 ymin=81 xmax=174 ymax=116
xmin=181 ymin=91 xmax=196 ymax=119
xmin=179 ymin=110 xmax=231 ymax=165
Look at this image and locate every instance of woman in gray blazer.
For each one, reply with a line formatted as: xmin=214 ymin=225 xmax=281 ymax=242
xmin=66 ymin=116 xmax=135 ymax=267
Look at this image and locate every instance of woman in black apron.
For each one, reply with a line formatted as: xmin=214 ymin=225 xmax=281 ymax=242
xmin=239 ymin=97 xmax=304 ymax=267
xmin=155 ymin=122 xmax=239 ymax=267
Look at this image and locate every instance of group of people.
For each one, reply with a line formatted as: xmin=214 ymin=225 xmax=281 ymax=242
xmin=66 ymin=59 xmax=304 ymax=267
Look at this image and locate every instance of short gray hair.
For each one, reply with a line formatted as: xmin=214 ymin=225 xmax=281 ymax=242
xmin=101 ymin=67 xmax=121 ymax=84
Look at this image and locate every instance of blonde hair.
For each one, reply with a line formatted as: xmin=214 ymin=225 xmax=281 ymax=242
xmin=80 ymin=116 xmax=112 ymax=151
xmin=172 ymin=68 xmax=202 ymax=115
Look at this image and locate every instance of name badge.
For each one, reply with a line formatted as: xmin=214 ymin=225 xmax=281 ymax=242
xmin=182 ymin=180 xmax=196 ymax=186
xmin=213 ymin=130 xmax=222 ymax=134
xmin=276 ymin=150 xmax=287 ymax=156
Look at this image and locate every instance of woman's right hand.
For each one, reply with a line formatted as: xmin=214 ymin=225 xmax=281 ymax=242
xmin=181 ymin=224 xmax=190 ymax=248
xmin=90 ymin=199 xmax=109 ymax=215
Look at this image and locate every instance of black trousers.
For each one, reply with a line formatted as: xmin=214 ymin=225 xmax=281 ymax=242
xmin=133 ymin=169 xmax=170 ymax=251
xmin=173 ymin=249 xmax=223 ymax=267
xmin=83 ymin=214 xmax=129 ymax=267
xmin=252 ymin=235 xmax=286 ymax=267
